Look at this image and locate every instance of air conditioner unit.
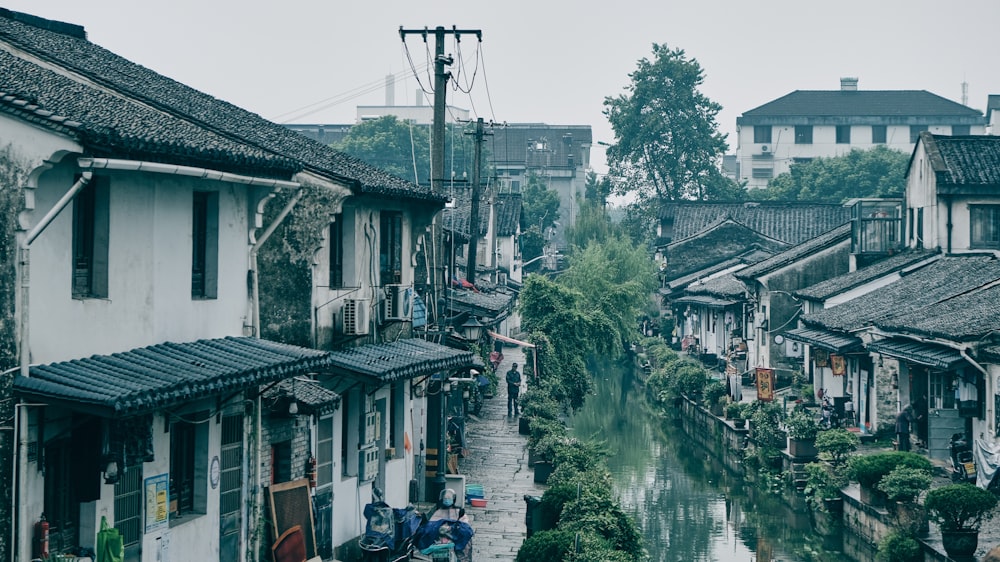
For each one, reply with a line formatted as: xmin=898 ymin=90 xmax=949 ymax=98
xmin=342 ymin=298 xmax=370 ymax=335
xmin=761 ymin=145 xmax=770 ymax=153
xmin=358 ymin=445 xmax=379 ymax=483
xmin=498 ymin=272 xmax=508 ymax=286
xmin=382 ymin=285 xmax=412 ymax=320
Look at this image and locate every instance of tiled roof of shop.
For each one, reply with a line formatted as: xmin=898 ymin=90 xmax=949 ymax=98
xmin=684 ymin=273 xmax=747 ymax=299
xmin=663 ymin=221 xmax=786 ymax=282
xmin=0 ymin=9 xmax=440 ymax=201
xmin=325 ymin=338 xmax=475 ymax=383
xmin=14 ymin=337 xmax=331 ymax=417
xmin=802 ymin=255 xmax=1000 ymax=333
xmin=739 ymin=90 xmax=983 ymax=119
xmin=920 ymin=133 xmax=1000 ymax=189
xmin=661 ymin=202 xmax=851 ymax=245
xmin=794 ymin=249 xmax=936 ymax=301
xmin=736 ymin=224 xmax=852 ymax=280
xmin=784 ymin=327 xmax=863 ymax=353
xmin=495 ymin=193 xmax=522 ymax=237
xmin=867 ymin=339 xmax=966 ymax=370
xmin=875 ymin=282 xmax=1000 ymax=341
xmin=263 ymin=377 xmax=340 ymax=416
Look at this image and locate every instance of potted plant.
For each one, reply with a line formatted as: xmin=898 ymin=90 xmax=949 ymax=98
xmin=815 ymin=428 xmax=859 ymax=468
xmin=726 ymin=402 xmax=746 ymax=428
xmin=924 ymin=483 xmax=998 ymax=558
xmin=849 ymin=452 xmax=931 ymax=507
xmin=703 ymin=380 xmax=727 ymax=416
xmin=803 ymin=461 xmax=848 ymax=515
xmin=878 ymin=466 xmax=932 ymax=535
xmin=785 ymin=409 xmax=820 ymax=458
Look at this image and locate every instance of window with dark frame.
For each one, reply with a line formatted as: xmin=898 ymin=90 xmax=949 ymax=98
xmin=794 ymin=125 xmax=813 ymax=144
xmin=317 ymin=416 xmax=334 ymax=488
xmin=170 ymin=421 xmax=197 ymax=517
xmin=329 ymin=219 xmax=344 ymax=288
xmin=191 ymin=191 xmax=218 ymax=299
xmin=910 ymin=125 xmax=928 ymax=143
xmin=271 ymin=441 xmax=292 ymax=484
xmin=753 ymin=125 xmax=772 ymax=144
xmin=836 ymin=125 xmax=851 ymax=144
xmin=970 ymin=205 xmax=1000 ymax=249
xmin=72 ymin=177 xmax=109 ymax=298
xmin=872 ymin=125 xmax=887 ymax=144
xmin=379 ymin=212 xmax=403 ymax=285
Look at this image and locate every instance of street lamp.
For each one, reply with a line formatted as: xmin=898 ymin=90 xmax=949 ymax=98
xmin=461 ymin=316 xmax=485 ymax=341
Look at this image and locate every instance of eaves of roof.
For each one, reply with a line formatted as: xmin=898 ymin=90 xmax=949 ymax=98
xmin=15 ymin=337 xmax=331 ymax=418
xmin=736 ymin=224 xmax=852 ymax=281
xmin=322 ymin=338 xmax=476 ymax=384
xmin=738 ymin=90 xmax=984 ymax=121
xmin=793 ymin=249 xmax=937 ymax=302
xmin=867 ymin=338 xmax=965 ymax=370
xmin=784 ymin=326 xmax=863 ymax=353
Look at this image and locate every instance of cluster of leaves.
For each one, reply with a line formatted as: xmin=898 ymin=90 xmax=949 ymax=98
xmin=849 ymin=451 xmax=931 ymax=491
xmin=802 ymin=461 xmax=849 ymax=511
xmin=750 ymin=145 xmax=909 ymax=203
xmin=924 ymin=483 xmax=998 ymax=531
xmin=814 ymin=428 xmax=859 ymax=467
xmin=877 ymin=466 xmax=932 ymax=503
xmin=876 ymin=531 xmax=923 ymax=562
xmin=784 ymin=408 xmax=819 ymax=441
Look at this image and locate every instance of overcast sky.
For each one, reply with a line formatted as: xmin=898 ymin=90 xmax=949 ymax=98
xmin=6 ymin=0 xmax=1000 ymax=175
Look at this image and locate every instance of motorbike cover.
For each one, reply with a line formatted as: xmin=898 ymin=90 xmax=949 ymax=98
xmin=973 ymin=438 xmax=1000 ymax=489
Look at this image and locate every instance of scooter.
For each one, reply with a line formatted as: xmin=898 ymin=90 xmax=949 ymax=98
xmin=950 ymin=433 xmax=977 ymax=483
xmin=359 ymin=487 xmax=423 ymax=562
xmin=819 ymin=394 xmax=841 ymax=430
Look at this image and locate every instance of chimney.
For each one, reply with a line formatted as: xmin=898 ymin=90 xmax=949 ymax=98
xmin=385 ymin=75 xmax=395 ymax=106
xmin=840 ymin=77 xmax=859 ymax=91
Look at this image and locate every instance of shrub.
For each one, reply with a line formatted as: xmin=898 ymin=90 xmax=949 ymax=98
xmin=670 ymin=362 xmax=708 ymax=398
xmin=726 ymin=402 xmax=746 ymax=420
xmin=747 ymin=400 xmax=785 ymax=450
xmin=785 ymin=408 xmax=819 ymax=441
xmin=516 ymin=529 xmax=575 ymax=562
xmin=815 ymin=428 xmax=859 ymax=467
xmin=924 ymin=483 xmax=998 ymax=531
xmin=877 ymin=466 xmax=932 ymax=503
xmin=876 ymin=531 xmax=922 ymax=562
xmin=702 ymin=380 xmax=727 ymax=409
xmin=521 ymin=390 xmax=561 ymax=421
xmin=850 ymin=451 xmax=932 ymax=490
xmin=803 ymin=461 xmax=848 ymax=511
xmin=528 ymin=416 xmax=567 ymax=451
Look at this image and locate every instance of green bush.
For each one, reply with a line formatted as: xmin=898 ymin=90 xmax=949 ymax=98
xmin=515 ymin=529 xmax=575 ymax=562
xmin=726 ymin=401 xmax=746 ymax=420
xmin=876 ymin=531 xmax=922 ymax=562
xmin=702 ymin=380 xmax=727 ymax=409
xmin=849 ymin=451 xmax=932 ymax=490
xmin=785 ymin=408 xmax=819 ymax=440
xmin=877 ymin=466 xmax=932 ymax=503
xmin=528 ymin=416 xmax=567 ymax=451
xmin=748 ymin=400 xmax=785 ymax=450
xmin=924 ymin=483 xmax=998 ymax=531
xmin=521 ymin=389 xmax=561 ymax=421
xmin=815 ymin=428 xmax=859 ymax=466
xmin=803 ymin=462 xmax=848 ymax=511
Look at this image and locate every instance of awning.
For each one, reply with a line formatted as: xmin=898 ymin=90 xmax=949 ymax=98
xmin=785 ymin=327 xmax=863 ymax=353
xmin=487 ymin=331 xmax=535 ymax=348
xmin=15 ymin=337 xmax=332 ymax=418
xmin=867 ymin=339 xmax=966 ymax=370
xmin=263 ymin=377 xmax=340 ymax=416
xmin=320 ymin=338 xmax=476 ymax=390
xmin=673 ymin=295 xmax=738 ymax=308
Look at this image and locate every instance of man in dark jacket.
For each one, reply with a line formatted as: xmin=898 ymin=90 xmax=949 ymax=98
xmin=506 ymin=363 xmax=522 ymax=417
xmin=895 ymin=404 xmax=915 ymax=451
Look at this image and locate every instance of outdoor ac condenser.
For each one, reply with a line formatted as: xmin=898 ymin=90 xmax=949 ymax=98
xmin=342 ymin=299 xmax=370 ymax=335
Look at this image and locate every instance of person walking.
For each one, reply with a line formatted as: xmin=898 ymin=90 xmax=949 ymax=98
xmin=506 ymin=362 xmax=522 ymax=417
xmin=895 ymin=404 xmax=915 ymax=451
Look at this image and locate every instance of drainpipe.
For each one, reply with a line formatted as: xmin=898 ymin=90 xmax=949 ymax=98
xmin=945 ymin=196 xmax=953 ymax=255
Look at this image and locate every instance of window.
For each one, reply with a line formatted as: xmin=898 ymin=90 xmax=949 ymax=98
xmin=872 ymin=125 xmax=887 ymax=144
xmin=970 ymin=205 xmax=1000 ymax=249
xmin=753 ymin=126 xmax=772 ymax=144
xmin=751 ymin=168 xmax=773 ymax=179
xmin=341 ymin=389 xmax=359 ymax=478
xmin=329 ymin=218 xmax=344 ymax=288
xmin=379 ymin=212 xmax=403 ymax=285
xmin=794 ymin=125 xmax=812 ymax=144
xmin=191 ymin=191 xmax=219 ymax=299
xmin=910 ymin=125 xmax=928 ymax=143
xmin=952 ymin=125 xmax=970 ymax=136
xmin=113 ymin=461 xmax=143 ymax=552
xmin=836 ymin=125 xmax=851 ymax=144
xmin=72 ymin=176 xmax=109 ymax=298
xmin=170 ymin=417 xmax=208 ymax=522
xmin=317 ymin=415 xmax=334 ymax=488
xmin=271 ymin=441 xmax=292 ymax=484
xmin=389 ymin=382 xmax=405 ymax=459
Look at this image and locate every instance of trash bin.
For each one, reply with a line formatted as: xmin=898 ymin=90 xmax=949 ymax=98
xmin=524 ymin=495 xmax=543 ymax=538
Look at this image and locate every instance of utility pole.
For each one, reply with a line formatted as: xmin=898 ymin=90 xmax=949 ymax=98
xmin=399 ymin=26 xmax=482 ymax=195
xmin=466 ymin=118 xmax=491 ymax=283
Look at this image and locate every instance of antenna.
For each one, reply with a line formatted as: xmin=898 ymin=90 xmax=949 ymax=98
xmin=962 ymin=80 xmax=968 ymax=106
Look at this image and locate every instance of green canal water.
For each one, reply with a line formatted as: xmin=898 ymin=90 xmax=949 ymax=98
xmin=570 ymin=358 xmax=874 ymax=562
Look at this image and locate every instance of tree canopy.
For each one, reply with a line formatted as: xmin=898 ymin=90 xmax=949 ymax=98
xmin=749 ymin=145 xmax=909 ymax=202
xmin=604 ymin=43 xmax=732 ymax=206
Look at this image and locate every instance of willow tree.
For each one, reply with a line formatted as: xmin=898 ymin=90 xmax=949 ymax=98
xmin=604 ymin=43 xmax=730 ymax=209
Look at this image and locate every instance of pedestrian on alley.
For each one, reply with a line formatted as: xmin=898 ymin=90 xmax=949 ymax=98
xmin=895 ymin=404 xmax=915 ymax=451
xmin=506 ymin=362 xmax=522 ymax=417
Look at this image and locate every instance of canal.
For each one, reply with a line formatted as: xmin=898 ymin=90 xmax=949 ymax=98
xmin=570 ymin=357 xmax=872 ymax=562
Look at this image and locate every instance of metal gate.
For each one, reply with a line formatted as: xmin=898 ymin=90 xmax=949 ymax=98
xmin=219 ymin=415 xmax=243 ymax=562
xmin=113 ymin=463 xmax=142 ymax=561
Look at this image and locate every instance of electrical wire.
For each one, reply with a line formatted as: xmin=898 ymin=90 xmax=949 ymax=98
xmin=477 ymin=43 xmax=499 ymax=125
xmin=273 ymin=64 xmax=428 ymax=123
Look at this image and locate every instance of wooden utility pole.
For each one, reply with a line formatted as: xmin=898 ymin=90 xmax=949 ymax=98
xmin=398 ymin=26 xmax=482 ymax=195
xmin=466 ymin=117 xmax=491 ymax=283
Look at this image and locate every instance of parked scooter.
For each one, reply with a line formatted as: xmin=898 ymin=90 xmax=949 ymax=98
xmin=819 ymin=392 xmax=841 ymax=430
xmin=359 ymin=487 xmax=422 ymax=562
xmin=950 ymin=433 xmax=977 ymax=483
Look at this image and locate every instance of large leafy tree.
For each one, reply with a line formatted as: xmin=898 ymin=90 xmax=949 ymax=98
xmin=750 ymin=145 xmax=909 ymax=202
xmin=604 ymin=44 xmax=731 ymax=207
xmin=520 ymin=173 xmax=562 ymax=265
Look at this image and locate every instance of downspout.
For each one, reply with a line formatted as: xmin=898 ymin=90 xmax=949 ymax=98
xmin=14 ymin=171 xmax=90 ymax=562
xmin=945 ymin=196 xmax=953 ymax=255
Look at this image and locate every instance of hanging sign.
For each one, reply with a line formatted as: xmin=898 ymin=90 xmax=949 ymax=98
xmin=831 ymin=354 xmax=846 ymax=376
xmin=756 ymin=368 xmax=775 ymax=402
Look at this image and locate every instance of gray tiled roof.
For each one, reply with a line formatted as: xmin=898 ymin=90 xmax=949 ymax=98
xmin=802 ymin=255 xmax=1000 ymax=333
xmin=495 ymin=193 xmax=522 ymax=237
xmin=263 ymin=377 xmax=340 ymax=416
xmin=736 ymin=224 xmax=852 ymax=280
xmin=874 ymin=282 xmax=1000 ymax=341
xmin=14 ymin=337 xmax=331 ymax=417
xmin=674 ymin=294 xmax=738 ymax=308
xmin=491 ymin=124 xmax=592 ymax=168
xmin=663 ymin=220 xmax=786 ymax=282
xmin=920 ymin=133 xmax=1000 ymax=191
xmin=0 ymin=10 xmax=440 ymax=201
xmin=794 ymin=249 xmax=936 ymax=302
xmin=867 ymin=339 xmax=965 ymax=370
xmin=684 ymin=273 xmax=747 ymax=299
xmin=325 ymin=338 xmax=475 ymax=383
xmin=738 ymin=90 xmax=983 ymax=121
xmin=445 ymin=288 xmax=516 ymax=318
xmin=784 ymin=327 xmax=863 ymax=353
xmin=661 ymin=202 xmax=852 ymax=245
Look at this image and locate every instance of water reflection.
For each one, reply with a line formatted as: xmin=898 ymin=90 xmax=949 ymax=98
xmin=570 ymin=358 xmax=870 ymax=562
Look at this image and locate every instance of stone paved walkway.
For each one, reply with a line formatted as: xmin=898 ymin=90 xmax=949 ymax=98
xmin=453 ymin=346 xmax=545 ymax=561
